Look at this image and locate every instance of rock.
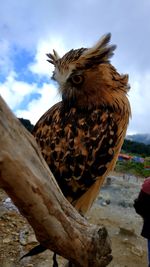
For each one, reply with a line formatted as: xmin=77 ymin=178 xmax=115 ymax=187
xmin=19 ymin=229 xmax=29 ymax=245
xmin=119 ymin=226 xmax=135 ymax=236
xmin=3 ymin=237 xmax=12 ymax=244
xmin=98 ymin=191 xmax=111 ymax=206
xmin=11 ymin=231 xmax=19 ymax=236
xmin=131 ymin=245 xmax=143 ymax=257
xmin=0 ymin=261 xmax=15 ymax=267
xmin=3 ymin=198 xmax=18 ymax=211
xmin=27 ymin=234 xmax=38 ymax=245
xmin=101 ymin=201 xmax=107 ymax=206
xmin=106 ymin=199 xmax=111 ymax=205
xmin=118 ymin=200 xmax=131 ymax=208
xmin=122 ymin=238 xmax=129 ymax=244
xmin=19 ymin=229 xmax=38 ymax=246
xmin=105 ymin=177 xmax=112 ymax=186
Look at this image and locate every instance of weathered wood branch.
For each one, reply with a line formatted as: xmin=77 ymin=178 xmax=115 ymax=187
xmin=0 ymin=95 xmax=112 ymax=267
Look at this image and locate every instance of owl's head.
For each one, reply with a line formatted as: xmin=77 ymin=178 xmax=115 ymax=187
xmin=47 ymin=33 xmax=129 ymax=108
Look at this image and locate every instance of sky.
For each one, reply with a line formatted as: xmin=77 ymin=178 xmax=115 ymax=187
xmin=0 ymin=0 xmax=150 ymax=134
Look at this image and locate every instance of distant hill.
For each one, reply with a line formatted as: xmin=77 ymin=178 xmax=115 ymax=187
xmin=122 ymin=139 xmax=150 ymax=157
xmin=126 ymin=134 xmax=150 ymax=145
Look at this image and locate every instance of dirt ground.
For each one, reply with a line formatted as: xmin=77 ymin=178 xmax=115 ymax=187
xmin=0 ymin=172 xmax=148 ymax=267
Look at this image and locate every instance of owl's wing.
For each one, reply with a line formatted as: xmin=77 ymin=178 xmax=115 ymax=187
xmin=33 ymin=103 xmax=124 ymax=214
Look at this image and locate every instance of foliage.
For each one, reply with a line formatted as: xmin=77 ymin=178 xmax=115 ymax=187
xmin=19 ymin=118 xmax=34 ymax=133
xmin=122 ymin=139 xmax=150 ymax=157
xmin=115 ymin=161 xmax=150 ymax=177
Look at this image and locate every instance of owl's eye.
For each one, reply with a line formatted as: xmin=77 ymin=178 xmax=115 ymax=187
xmin=70 ymin=75 xmax=84 ymax=85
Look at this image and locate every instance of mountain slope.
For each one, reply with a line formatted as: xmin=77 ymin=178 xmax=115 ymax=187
xmin=126 ymin=134 xmax=150 ymax=145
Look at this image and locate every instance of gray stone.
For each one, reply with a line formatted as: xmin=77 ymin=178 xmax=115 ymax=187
xmin=119 ymin=226 xmax=135 ymax=236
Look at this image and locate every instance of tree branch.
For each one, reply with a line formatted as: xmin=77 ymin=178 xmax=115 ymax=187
xmin=0 ymin=96 xmax=112 ymax=267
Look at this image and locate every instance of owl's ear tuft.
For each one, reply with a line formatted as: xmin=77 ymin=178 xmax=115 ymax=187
xmin=78 ymin=33 xmax=116 ymax=68
xmin=47 ymin=49 xmax=60 ymax=65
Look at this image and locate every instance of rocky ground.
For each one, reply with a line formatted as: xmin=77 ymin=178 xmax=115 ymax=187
xmin=0 ymin=172 xmax=148 ymax=267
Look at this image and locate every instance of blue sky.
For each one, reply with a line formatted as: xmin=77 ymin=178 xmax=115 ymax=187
xmin=0 ymin=0 xmax=150 ymax=134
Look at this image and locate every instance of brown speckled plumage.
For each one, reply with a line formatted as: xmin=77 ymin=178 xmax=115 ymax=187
xmin=33 ymin=33 xmax=131 ymax=215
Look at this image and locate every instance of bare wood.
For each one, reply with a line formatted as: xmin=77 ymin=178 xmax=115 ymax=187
xmin=0 ymin=96 xmax=112 ymax=267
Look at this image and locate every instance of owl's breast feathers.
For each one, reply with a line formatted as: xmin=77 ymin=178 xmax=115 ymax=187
xmin=33 ymin=102 xmax=128 ymax=213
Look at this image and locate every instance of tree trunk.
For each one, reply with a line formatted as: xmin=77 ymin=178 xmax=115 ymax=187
xmin=0 ymin=96 xmax=112 ymax=267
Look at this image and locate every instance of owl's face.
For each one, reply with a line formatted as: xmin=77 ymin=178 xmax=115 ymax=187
xmin=47 ymin=33 xmax=123 ymax=107
xmin=52 ymin=48 xmax=90 ymax=103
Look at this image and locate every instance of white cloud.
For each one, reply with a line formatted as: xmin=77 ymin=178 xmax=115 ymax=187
xmin=29 ymin=37 xmax=66 ymax=77
xmin=0 ymin=70 xmax=61 ymax=124
xmin=128 ymin=71 xmax=150 ymax=134
xmin=16 ymin=82 xmax=61 ymax=124
xmin=0 ymin=71 xmax=38 ymax=110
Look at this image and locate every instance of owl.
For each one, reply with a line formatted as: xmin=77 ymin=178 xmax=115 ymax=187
xmin=33 ymin=33 xmax=131 ymax=215
xmin=22 ymin=33 xmax=131 ymax=265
